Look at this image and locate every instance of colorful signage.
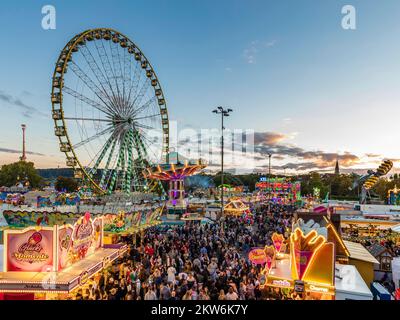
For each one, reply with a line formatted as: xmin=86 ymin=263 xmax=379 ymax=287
xmin=271 ymin=279 xmax=292 ymax=288
xmin=57 ymin=214 xmax=103 ymax=270
xmin=290 ymin=228 xmax=334 ymax=286
xmin=264 ymin=245 xmax=276 ymax=272
xmin=5 ymin=227 xmax=56 ymax=272
xmin=58 ymin=225 xmax=73 ymax=270
xmin=271 ymin=233 xmax=285 ymax=254
xmin=248 ymin=248 xmax=267 ymax=265
xmin=4 ymin=215 xmax=104 ymax=273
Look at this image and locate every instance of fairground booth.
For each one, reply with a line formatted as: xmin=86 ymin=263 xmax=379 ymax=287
xmin=258 ymin=214 xmax=373 ymax=300
xmin=102 ymin=205 xmax=163 ymax=244
xmin=0 ymin=213 xmax=128 ymax=300
xmin=217 ymin=184 xmax=245 ymax=198
xmin=223 ymin=198 xmax=250 ymax=216
xmin=255 ymin=177 xmax=301 ymax=204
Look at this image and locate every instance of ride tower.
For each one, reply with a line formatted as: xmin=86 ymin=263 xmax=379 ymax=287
xmin=143 ymin=152 xmax=206 ymax=219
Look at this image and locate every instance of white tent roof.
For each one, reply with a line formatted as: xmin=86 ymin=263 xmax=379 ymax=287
xmin=335 ymin=264 xmax=373 ymax=299
xmin=391 ymin=224 xmax=400 ymax=233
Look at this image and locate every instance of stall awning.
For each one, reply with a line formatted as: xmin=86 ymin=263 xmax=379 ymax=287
xmin=343 ymin=240 xmax=379 ymax=264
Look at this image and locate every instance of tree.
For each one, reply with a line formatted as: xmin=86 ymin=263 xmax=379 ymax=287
xmin=0 ymin=161 xmax=42 ymax=188
xmin=55 ymin=176 xmax=78 ymax=192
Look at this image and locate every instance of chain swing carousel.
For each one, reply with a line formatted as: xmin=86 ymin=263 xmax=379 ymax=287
xmin=143 ymin=153 xmax=207 ymax=220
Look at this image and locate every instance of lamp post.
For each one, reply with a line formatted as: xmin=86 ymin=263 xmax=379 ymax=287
xmin=268 ymin=153 xmax=272 ymax=199
xmin=212 ymin=106 xmax=233 ymax=217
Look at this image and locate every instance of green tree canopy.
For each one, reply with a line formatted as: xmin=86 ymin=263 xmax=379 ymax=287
xmin=0 ymin=161 xmax=42 ymax=188
xmin=55 ymin=176 xmax=78 ymax=192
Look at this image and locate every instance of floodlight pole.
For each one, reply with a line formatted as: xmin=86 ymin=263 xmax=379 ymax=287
xmin=212 ymin=107 xmax=233 ymax=217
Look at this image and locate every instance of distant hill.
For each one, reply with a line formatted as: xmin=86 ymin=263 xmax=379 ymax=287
xmin=37 ymin=168 xmax=74 ymax=180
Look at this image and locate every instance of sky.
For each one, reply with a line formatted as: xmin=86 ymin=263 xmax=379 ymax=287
xmin=1 ymin=0 xmax=400 ymax=175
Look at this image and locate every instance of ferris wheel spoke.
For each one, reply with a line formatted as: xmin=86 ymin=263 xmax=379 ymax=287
xmin=87 ymin=133 xmax=116 ymax=177
xmin=133 ymin=113 xmax=160 ymax=122
xmin=73 ymin=126 xmax=113 ymax=149
xmin=126 ymin=61 xmax=142 ymax=110
xmin=131 ymin=132 xmax=149 ymax=191
xmin=95 ymin=40 xmax=122 ymax=111
xmin=132 ymin=95 xmax=156 ymax=117
xmin=64 ymin=117 xmax=113 ymax=122
xmin=123 ymin=48 xmax=132 ymax=110
xmin=125 ymin=130 xmax=134 ymax=193
xmin=130 ymin=78 xmax=151 ymax=113
xmin=78 ymin=44 xmax=118 ymax=109
xmin=69 ymin=61 xmax=116 ymax=114
xmin=109 ymin=39 xmax=124 ymax=100
xmin=63 ymin=86 xmax=114 ymax=118
xmin=99 ymin=138 xmax=118 ymax=189
xmin=135 ymin=123 xmax=155 ymax=130
xmin=108 ymin=133 xmax=129 ymax=193
xmin=137 ymin=131 xmax=160 ymax=163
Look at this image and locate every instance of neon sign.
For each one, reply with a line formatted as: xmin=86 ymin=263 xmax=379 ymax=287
xmin=272 ymin=279 xmax=291 ymax=287
xmin=271 ymin=233 xmax=285 ymax=253
xmin=309 ymin=285 xmax=329 ymax=293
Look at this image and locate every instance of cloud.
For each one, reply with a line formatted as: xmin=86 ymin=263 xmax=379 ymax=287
xmin=243 ymin=40 xmax=276 ymax=64
xmin=169 ymin=127 xmax=363 ymax=174
xmin=0 ymin=148 xmax=44 ymax=156
xmin=0 ymin=90 xmax=47 ymax=118
xmin=365 ymin=153 xmax=381 ymax=158
xmin=21 ymin=90 xmax=33 ymax=97
xmin=252 ymin=132 xmax=287 ymax=145
xmin=254 ymin=143 xmax=360 ymax=169
xmin=255 ymin=132 xmax=286 ymax=145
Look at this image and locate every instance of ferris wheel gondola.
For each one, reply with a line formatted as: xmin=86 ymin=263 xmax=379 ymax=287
xmin=51 ymin=28 xmax=169 ymax=194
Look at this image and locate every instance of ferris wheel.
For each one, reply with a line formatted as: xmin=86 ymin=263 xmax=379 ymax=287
xmin=51 ymin=28 xmax=169 ymax=194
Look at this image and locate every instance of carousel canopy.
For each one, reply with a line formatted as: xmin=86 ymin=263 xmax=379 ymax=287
xmin=223 ymin=198 xmax=250 ymax=216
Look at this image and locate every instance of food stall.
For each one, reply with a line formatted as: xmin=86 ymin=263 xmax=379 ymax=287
xmin=262 ymin=227 xmax=336 ymax=300
xmin=223 ymin=198 xmax=250 ymax=216
xmin=261 ymin=218 xmax=373 ymax=300
xmin=0 ymin=213 xmax=127 ymax=300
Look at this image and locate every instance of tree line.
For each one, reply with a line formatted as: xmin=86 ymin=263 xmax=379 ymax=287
xmin=1 ymin=161 xmax=398 ymax=203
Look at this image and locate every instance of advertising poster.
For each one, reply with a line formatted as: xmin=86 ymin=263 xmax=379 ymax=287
xmin=57 ymin=215 xmax=103 ymax=271
xmin=57 ymin=225 xmax=74 ymax=270
xmin=6 ymin=228 xmax=55 ymax=272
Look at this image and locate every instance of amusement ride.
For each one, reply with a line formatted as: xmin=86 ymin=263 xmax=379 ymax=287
xmin=51 ymin=28 xmax=169 ymax=195
xmin=355 ymin=159 xmax=393 ymax=204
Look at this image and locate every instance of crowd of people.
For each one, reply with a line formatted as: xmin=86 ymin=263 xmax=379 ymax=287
xmin=73 ymin=203 xmax=295 ymax=300
xmin=343 ymin=229 xmax=400 ymax=257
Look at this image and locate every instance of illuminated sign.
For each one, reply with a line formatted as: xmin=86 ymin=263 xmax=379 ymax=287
xmin=308 ymin=285 xmax=329 ymax=293
xmin=272 ymin=279 xmax=292 ymax=287
xmin=262 ymin=245 xmax=276 ymax=274
xmin=248 ymin=248 xmax=267 ymax=265
xmin=271 ymin=233 xmax=285 ymax=253
xmin=14 ymin=232 xmax=49 ymax=262
xmin=5 ymin=227 xmax=55 ymax=272
xmin=290 ymin=227 xmax=335 ymax=286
